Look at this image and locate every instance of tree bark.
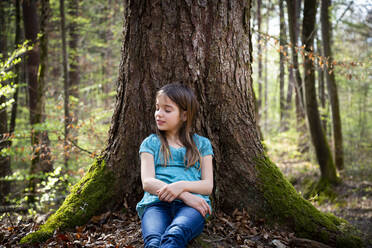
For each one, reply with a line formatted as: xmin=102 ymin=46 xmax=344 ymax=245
xmin=256 ymin=0 xmax=263 ymax=116
xmin=283 ymin=0 xmax=293 ymax=129
xmin=263 ymin=3 xmax=269 ymax=132
xmin=0 ymin=1 xmax=7 ymax=56
xmin=23 ymin=0 xmax=53 ymax=202
xmin=0 ymin=0 xmax=11 ymax=204
xmin=9 ymin=0 xmax=22 ymax=135
xmin=321 ymin=0 xmax=344 ymax=170
xmin=279 ymin=0 xmax=286 ymax=127
xmin=21 ymin=1 xmax=361 ymax=247
xmin=302 ymin=0 xmax=338 ymax=186
xmin=286 ymin=0 xmax=308 ymax=152
xmin=68 ymin=0 xmax=80 ymax=142
xmin=99 ymin=1 xmax=113 ymax=109
xmin=316 ymin=36 xmax=327 ymax=133
xmin=60 ymin=0 xmax=71 ymax=168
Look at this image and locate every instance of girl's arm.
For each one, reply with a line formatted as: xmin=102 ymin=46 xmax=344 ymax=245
xmin=141 ymin=152 xmax=212 ymax=217
xmin=157 ymin=155 xmax=213 ymax=201
xmin=140 ymin=152 xmax=167 ymax=195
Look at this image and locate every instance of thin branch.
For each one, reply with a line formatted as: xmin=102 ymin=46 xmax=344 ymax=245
xmin=335 ymin=1 xmax=354 ymax=29
xmin=67 ymin=137 xmax=93 ymax=155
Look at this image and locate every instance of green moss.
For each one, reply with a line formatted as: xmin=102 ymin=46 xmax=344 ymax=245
xmin=304 ymin=177 xmax=339 ymax=200
xmin=20 ymin=158 xmax=115 ymax=244
xmin=254 ymin=155 xmax=363 ymax=248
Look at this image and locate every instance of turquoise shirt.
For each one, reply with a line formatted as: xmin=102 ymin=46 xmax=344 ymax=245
xmin=136 ymin=133 xmax=214 ymax=219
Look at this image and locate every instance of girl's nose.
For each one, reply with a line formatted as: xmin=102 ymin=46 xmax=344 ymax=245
xmin=155 ymin=110 xmax=162 ymax=117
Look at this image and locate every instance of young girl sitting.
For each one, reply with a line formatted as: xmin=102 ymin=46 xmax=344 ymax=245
xmin=136 ymin=83 xmax=214 ymax=248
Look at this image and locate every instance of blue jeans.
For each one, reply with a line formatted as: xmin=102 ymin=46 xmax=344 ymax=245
xmin=141 ymin=201 xmax=205 ymax=248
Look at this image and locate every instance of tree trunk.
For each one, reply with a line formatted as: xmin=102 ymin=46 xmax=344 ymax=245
xmin=9 ymin=0 xmax=22 ymax=135
xmin=68 ymin=0 xmax=80 ymax=143
xmin=264 ymin=3 xmax=269 ymax=132
xmin=21 ymin=1 xmax=361 ymax=247
xmin=286 ymin=0 xmax=308 ymax=152
xmin=279 ymin=0 xmax=286 ymax=127
xmin=23 ymin=0 xmax=53 ymax=202
xmin=0 ymin=0 xmax=11 ymax=204
xmin=321 ymin=0 xmax=344 ymax=170
xmin=316 ymin=36 xmax=327 ymax=133
xmin=0 ymin=1 xmax=7 ymax=56
xmin=359 ymin=83 xmax=368 ymax=140
xmin=284 ymin=1 xmax=293 ymax=129
xmin=302 ymin=0 xmax=338 ymax=187
xmin=100 ymin=1 xmax=114 ymax=109
xmin=60 ymin=0 xmax=71 ymax=168
xmin=256 ymin=0 xmax=263 ymax=116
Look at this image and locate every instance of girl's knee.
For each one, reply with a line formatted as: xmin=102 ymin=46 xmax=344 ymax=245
xmin=143 ymin=233 xmax=162 ymax=248
xmin=160 ymin=224 xmax=193 ymax=248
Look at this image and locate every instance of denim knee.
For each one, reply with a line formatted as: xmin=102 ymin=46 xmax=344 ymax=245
xmin=143 ymin=233 xmax=161 ymax=248
xmin=160 ymin=224 xmax=191 ymax=248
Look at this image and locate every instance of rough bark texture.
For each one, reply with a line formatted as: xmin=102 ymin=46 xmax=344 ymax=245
xmin=22 ymin=1 xmax=361 ymax=247
xmin=23 ymin=0 xmax=53 ymax=202
xmin=321 ymin=0 xmax=344 ymax=170
xmin=302 ymin=0 xmax=338 ymax=185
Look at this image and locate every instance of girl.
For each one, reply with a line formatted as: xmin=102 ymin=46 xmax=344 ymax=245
xmin=136 ymin=83 xmax=214 ymax=248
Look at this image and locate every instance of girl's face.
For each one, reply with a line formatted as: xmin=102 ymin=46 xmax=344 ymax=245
xmin=155 ymin=94 xmax=186 ymax=135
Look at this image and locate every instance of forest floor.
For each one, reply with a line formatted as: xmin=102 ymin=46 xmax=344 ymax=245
xmin=1 ymin=137 xmax=371 ymax=247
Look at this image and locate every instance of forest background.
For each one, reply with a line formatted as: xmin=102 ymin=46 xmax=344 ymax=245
xmin=0 ymin=0 xmax=371 ymax=247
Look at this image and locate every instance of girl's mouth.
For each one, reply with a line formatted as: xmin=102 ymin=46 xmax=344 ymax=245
xmin=156 ymin=120 xmax=165 ymax=125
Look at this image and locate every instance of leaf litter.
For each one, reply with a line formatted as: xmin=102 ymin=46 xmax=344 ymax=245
xmin=0 ymin=207 xmax=340 ymax=248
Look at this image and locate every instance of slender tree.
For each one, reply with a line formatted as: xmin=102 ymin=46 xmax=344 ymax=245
xmin=257 ymin=0 xmax=263 ymax=115
xmin=23 ymin=0 xmax=53 ymax=202
xmin=286 ymin=0 xmax=304 ymax=113
xmin=22 ymin=1 xmax=361 ymax=247
xmin=302 ymin=0 xmax=338 ymax=189
xmin=316 ymin=36 xmax=327 ymax=133
xmin=100 ymin=1 xmax=113 ymax=109
xmin=9 ymin=0 xmax=22 ymax=135
xmin=60 ymin=0 xmax=70 ymax=168
xmin=264 ymin=2 xmax=270 ymax=131
xmin=279 ymin=0 xmax=286 ymax=127
xmin=286 ymin=0 xmax=309 ymax=152
xmin=68 ymin=0 xmax=80 ymax=138
xmin=321 ymin=0 xmax=344 ymax=170
xmin=283 ymin=0 xmax=293 ymax=129
xmin=0 ymin=0 xmax=11 ymax=204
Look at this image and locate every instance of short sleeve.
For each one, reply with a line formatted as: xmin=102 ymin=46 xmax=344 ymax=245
xmin=139 ymin=135 xmax=156 ymax=156
xmin=199 ymin=137 xmax=214 ymax=157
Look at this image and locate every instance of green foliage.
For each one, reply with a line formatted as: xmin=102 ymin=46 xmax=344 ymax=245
xmin=0 ymin=40 xmax=32 ymax=111
xmin=2 ymin=0 xmax=121 ymax=219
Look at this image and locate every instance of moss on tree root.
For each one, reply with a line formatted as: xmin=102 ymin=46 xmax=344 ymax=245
xmin=20 ymin=158 xmax=115 ymax=244
xmin=255 ymin=156 xmax=363 ymax=248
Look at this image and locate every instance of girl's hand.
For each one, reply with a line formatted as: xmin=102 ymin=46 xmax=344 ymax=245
xmin=179 ymin=192 xmax=211 ymax=217
xmin=157 ymin=182 xmax=184 ymax=202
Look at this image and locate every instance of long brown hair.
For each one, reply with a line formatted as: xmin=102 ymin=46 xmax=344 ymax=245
xmin=156 ymin=83 xmax=201 ymax=168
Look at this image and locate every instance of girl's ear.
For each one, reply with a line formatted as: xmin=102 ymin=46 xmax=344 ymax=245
xmin=181 ymin=111 xmax=187 ymax=121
